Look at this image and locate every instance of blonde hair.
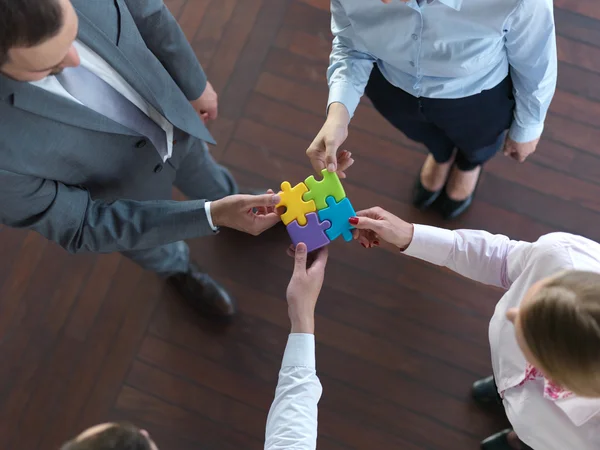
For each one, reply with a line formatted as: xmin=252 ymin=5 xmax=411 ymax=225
xmin=520 ymin=270 xmax=600 ymax=397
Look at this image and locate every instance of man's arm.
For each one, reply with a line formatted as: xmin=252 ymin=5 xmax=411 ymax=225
xmin=264 ymin=334 xmax=322 ymax=450
xmin=504 ymin=0 xmax=557 ymax=143
xmin=265 ymin=244 xmax=328 ymax=449
xmin=327 ymin=0 xmax=376 ymax=118
xmin=351 ymin=208 xmax=532 ymax=289
xmin=0 ymin=170 xmax=280 ymax=254
xmin=0 ymin=169 xmax=213 ymax=254
xmin=122 ymin=0 xmax=207 ymax=101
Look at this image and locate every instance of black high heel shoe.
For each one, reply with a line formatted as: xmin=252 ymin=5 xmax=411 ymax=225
xmin=439 ymin=166 xmax=482 ymax=219
xmin=412 ymin=176 xmax=442 ymax=210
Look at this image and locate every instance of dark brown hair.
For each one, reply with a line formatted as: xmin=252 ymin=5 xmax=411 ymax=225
xmin=521 ymin=270 xmax=600 ymax=397
xmin=0 ymin=0 xmax=64 ymax=67
xmin=60 ymin=423 xmax=153 ymax=450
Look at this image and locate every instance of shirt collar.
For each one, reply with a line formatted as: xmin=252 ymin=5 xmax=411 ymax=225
xmin=556 ymin=396 xmax=600 ymax=427
xmin=436 ymin=0 xmax=463 ymax=11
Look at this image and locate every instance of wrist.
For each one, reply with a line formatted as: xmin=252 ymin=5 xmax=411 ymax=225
xmin=209 ymin=198 xmax=225 ymax=228
xmin=289 ymin=310 xmax=315 ymax=334
xmin=204 ymin=201 xmax=218 ymax=232
xmin=327 ymin=102 xmax=350 ymax=126
xmin=394 ymin=222 xmax=415 ymax=251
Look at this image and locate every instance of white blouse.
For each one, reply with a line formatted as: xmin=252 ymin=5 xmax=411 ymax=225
xmin=405 ymin=226 xmax=600 ymax=449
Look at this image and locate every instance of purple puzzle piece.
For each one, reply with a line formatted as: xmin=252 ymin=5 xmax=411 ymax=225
xmin=286 ymin=212 xmax=331 ymax=252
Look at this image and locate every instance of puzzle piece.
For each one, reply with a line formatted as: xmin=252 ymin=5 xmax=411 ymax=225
xmin=303 ymin=169 xmax=346 ymax=210
xmin=277 ymin=181 xmax=316 ymax=226
xmin=317 ymin=196 xmax=356 ymax=242
xmin=286 ymin=212 xmax=331 ymax=253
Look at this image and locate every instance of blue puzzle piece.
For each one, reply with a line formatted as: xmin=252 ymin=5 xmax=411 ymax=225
xmin=317 ymin=196 xmax=356 ymax=242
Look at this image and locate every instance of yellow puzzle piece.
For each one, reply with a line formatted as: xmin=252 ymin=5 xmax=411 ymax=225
xmin=277 ymin=181 xmax=316 ymax=226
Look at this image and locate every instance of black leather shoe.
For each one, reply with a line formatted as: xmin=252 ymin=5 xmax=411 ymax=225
xmin=481 ymin=429 xmax=533 ymax=450
xmin=168 ymin=263 xmax=236 ymax=319
xmin=412 ymin=177 xmax=442 ymax=210
xmin=472 ymin=375 xmax=502 ymax=405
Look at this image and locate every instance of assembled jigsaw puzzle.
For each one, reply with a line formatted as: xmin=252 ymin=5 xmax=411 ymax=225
xmin=277 ymin=169 xmax=356 ymax=252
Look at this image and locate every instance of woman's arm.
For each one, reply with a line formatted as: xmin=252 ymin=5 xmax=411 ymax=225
xmin=351 ymin=207 xmax=533 ymax=289
xmin=327 ymin=0 xmax=376 ymax=118
xmin=404 ymin=225 xmax=525 ymax=289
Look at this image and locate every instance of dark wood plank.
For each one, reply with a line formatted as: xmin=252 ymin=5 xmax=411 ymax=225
xmin=204 ymin=0 xmax=263 ymax=93
xmin=554 ymin=0 xmax=600 ymax=21
xmin=3 ymin=1 xmax=600 ymax=449
xmin=555 ymin=8 xmax=600 ymax=48
xmin=178 ymin=0 xmax=212 ymax=43
xmin=114 ymin=386 xmax=259 ymax=450
xmin=218 ymin=0 xmax=289 ymax=118
xmin=192 ymin=0 xmax=237 ymax=68
xmin=0 ymin=232 xmax=47 ymax=341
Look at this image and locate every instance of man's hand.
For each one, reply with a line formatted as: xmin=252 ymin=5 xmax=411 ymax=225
xmin=503 ymin=136 xmax=540 ymax=163
xmin=285 ymin=243 xmax=329 ymax=334
xmin=210 ymin=191 xmax=281 ymax=236
xmin=190 ymin=81 xmax=218 ymax=124
xmin=349 ymin=207 xmax=414 ymax=250
xmin=306 ymin=102 xmax=354 ymax=178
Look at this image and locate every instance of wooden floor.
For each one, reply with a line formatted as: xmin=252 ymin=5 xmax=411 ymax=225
xmin=2 ymin=0 xmax=600 ymax=449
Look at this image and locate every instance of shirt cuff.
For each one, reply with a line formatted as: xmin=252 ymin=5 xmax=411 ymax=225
xmin=403 ymin=224 xmax=456 ymax=267
xmin=282 ymin=334 xmax=316 ymax=369
xmin=327 ymin=82 xmax=361 ymax=118
xmin=204 ymin=201 xmax=218 ymax=232
xmin=508 ymin=121 xmax=544 ymax=143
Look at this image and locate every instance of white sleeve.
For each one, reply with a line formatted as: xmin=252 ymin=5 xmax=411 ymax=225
xmin=403 ymin=224 xmax=528 ymax=289
xmin=264 ymin=334 xmax=322 ymax=450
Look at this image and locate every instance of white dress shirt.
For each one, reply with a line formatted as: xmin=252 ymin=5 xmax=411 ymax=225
xmin=265 ymin=334 xmax=322 ymax=449
xmin=30 ymin=40 xmax=174 ymax=162
xmin=328 ymin=0 xmax=557 ymax=143
xmin=405 ymin=226 xmax=600 ymax=449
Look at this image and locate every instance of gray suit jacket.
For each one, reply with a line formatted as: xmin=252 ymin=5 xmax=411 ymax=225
xmin=0 ymin=0 xmax=217 ymax=254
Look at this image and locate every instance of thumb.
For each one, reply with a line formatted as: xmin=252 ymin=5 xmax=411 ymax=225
xmin=349 ymin=216 xmax=382 ymax=232
xmin=293 ymin=243 xmax=308 ymax=276
xmin=244 ymin=193 xmax=281 ymax=208
xmin=324 ymin=141 xmax=339 ymax=173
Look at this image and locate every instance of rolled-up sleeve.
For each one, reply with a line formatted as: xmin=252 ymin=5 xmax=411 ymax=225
xmin=327 ymin=0 xmax=376 ymax=117
xmin=504 ymin=0 xmax=557 ymax=143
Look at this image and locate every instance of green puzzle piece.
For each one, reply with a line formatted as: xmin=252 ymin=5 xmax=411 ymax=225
xmin=303 ymin=169 xmax=346 ymax=210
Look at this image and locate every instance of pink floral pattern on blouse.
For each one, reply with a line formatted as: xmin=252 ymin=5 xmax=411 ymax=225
xmin=518 ymin=363 xmax=575 ymax=401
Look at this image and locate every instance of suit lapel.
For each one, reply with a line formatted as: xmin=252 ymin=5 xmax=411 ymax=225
xmin=74 ymin=7 xmax=164 ymax=115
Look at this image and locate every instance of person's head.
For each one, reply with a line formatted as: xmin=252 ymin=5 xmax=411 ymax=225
xmin=0 ymin=0 xmax=80 ymax=81
xmin=61 ymin=423 xmax=158 ymax=450
xmin=507 ymin=270 xmax=600 ymax=397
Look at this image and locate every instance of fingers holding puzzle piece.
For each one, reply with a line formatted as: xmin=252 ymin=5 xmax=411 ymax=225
xmin=279 ymin=170 xmax=356 ymax=251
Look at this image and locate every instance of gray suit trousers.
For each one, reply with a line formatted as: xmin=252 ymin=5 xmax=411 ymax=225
xmin=121 ymin=139 xmax=237 ymax=276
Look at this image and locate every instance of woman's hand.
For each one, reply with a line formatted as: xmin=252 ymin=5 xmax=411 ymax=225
xmin=349 ymin=207 xmax=414 ymax=250
xmin=306 ymin=103 xmax=354 ymax=178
